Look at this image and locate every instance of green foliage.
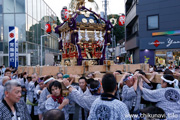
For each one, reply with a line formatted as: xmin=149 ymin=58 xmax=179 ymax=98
xmin=108 ymin=14 xmax=125 ymax=43
xmin=57 ymin=17 xmax=61 ymax=25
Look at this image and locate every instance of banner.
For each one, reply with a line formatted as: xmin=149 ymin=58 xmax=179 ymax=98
xmin=9 ymin=26 xmax=18 ymax=69
xmin=166 ymin=51 xmax=173 ymax=61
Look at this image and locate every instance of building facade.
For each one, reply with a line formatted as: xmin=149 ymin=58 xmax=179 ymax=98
xmin=125 ymin=0 xmax=180 ymax=66
xmin=0 ymin=0 xmax=59 ymax=66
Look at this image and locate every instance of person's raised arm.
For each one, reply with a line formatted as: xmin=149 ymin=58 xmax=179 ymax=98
xmin=58 ymin=99 xmax=69 ymax=110
xmin=133 ymin=75 xmax=138 ymax=91
xmin=118 ymin=72 xmax=130 ymax=89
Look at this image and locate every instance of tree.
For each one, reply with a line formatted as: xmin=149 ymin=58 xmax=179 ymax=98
xmin=57 ymin=17 xmax=61 ymax=25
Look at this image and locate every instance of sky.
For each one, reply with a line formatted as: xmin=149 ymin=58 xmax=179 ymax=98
xmin=44 ymin=0 xmax=125 ymax=20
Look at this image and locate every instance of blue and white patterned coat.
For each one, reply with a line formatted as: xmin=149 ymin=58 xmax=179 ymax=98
xmin=122 ymin=85 xmax=142 ymax=112
xmin=26 ymin=81 xmax=39 ymax=115
xmin=18 ymin=78 xmax=28 ymax=89
xmin=122 ymin=82 xmax=153 ymax=112
xmin=70 ymin=89 xmax=100 ymax=111
xmin=18 ymin=78 xmax=28 ymax=101
xmin=0 ymin=85 xmax=4 ymax=101
xmin=0 ymin=99 xmax=31 ymax=120
xmin=76 ymin=87 xmax=91 ymax=120
xmin=45 ymin=97 xmax=69 ymax=120
xmin=38 ymin=87 xmax=50 ymax=114
xmin=0 ymin=77 xmax=3 ymax=85
xmin=88 ymin=97 xmax=131 ymax=120
xmin=142 ymin=87 xmax=180 ymax=120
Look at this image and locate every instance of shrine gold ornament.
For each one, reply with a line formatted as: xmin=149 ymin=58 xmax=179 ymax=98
xmin=84 ymin=12 xmax=90 ymax=18
xmin=82 ymin=18 xmax=88 ymax=23
xmin=74 ymin=30 xmax=78 ymax=33
xmin=110 ymin=18 xmax=117 ymax=26
xmin=89 ymin=19 xmax=94 ymax=23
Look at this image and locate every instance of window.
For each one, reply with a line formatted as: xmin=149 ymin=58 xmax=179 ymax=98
xmin=28 ymin=0 xmax=32 ymax=16
xmin=33 ymin=19 xmax=38 ymax=43
xmin=27 ymin=15 xmax=33 ymax=42
xmin=3 ymin=0 xmax=15 ymax=13
xmin=147 ymin=15 xmax=159 ymax=30
xmin=33 ymin=0 xmax=37 ymax=19
xmin=41 ymin=1 xmax=45 ymax=21
xmin=25 ymin=0 xmax=28 ymax=13
xmin=15 ymin=0 xmax=25 ymax=13
xmin=0 ymin=5 xmax=2 ymax=13
xmin=132 ymin=23 xmax=138 ymax=33
xmin=4 ymin=14 xmax=15 ymax=42
xmin=0 ymin=14 xmax=2 ymax=42
xmin=37 ymin=0 xmax=41 ymax=21
xmin=15 ymin=14 xmax=26 ymax=42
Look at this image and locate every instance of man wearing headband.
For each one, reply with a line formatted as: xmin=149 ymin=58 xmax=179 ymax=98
xmin=156 ymin=69 xmax=179 ymax=89
xmin=38 ymin=75 xmax=55 ymax=120
xmin=63 ymin=77 xmax=101 ymax=111
xmin=139 ymin=74 xmax=180 ymax=119
xmin=88 ymin=73 xmax=130 ymax=120
xmin=121 ymin=74 xmax=141 ymax=114
xmin=63 ymin=74 xmax=79 ymax=88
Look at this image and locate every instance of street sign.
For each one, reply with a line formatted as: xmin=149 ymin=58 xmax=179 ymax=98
xmin=9 ymin=26 xmax=18 ymax=69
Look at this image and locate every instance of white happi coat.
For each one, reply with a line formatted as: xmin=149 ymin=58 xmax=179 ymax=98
xmin=122 ymin=82 xmax=153 ymax=112
xmin=18 ymin=78 xmax=28 ymax=89
xmin=88 ymin=97 xmax=131 ymax=120
xmin=77 ymin=87 xmax=91 ymax=120
xmin=18 ymin=78 xmax=28 ymax=101
xmin=69 ymin=89 xmax=100 ymax=111
xmin=26 ymin=81 xmax=39 ymax=115
xmin=38 ymin=87 xmax=50 ymax=114
xmin=142 ymin=87 xmax=180 ymax=120
xmin=45 ymin=97 xmax=69 ymax=120
xmin=122 ymin=85 xmax=142 ymax=112
xmin=0 ymin=85 xmax=4 ymax=101
xmin=0 ymin=77 xmax=2 ymax=85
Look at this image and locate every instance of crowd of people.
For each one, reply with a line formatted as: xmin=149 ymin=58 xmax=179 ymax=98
xmin=0 ymin=65 xmax=180 ymax=120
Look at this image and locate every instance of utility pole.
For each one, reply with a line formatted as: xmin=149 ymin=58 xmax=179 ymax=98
xmin=104 ymin=0 xmax=108 ymax=59
xmin=41 ymin=34 xmax=50 ymax=66
xmin=104 ymin=0 xmax=107 ymax=20
xmin=114 ymin=35 xmax=116 ymax=61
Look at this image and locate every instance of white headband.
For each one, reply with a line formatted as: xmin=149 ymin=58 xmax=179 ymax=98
xmin=161 ymin=76 xmax=178 ymax=86
xmin=44 ymin=77 xmax=54 ymax=84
